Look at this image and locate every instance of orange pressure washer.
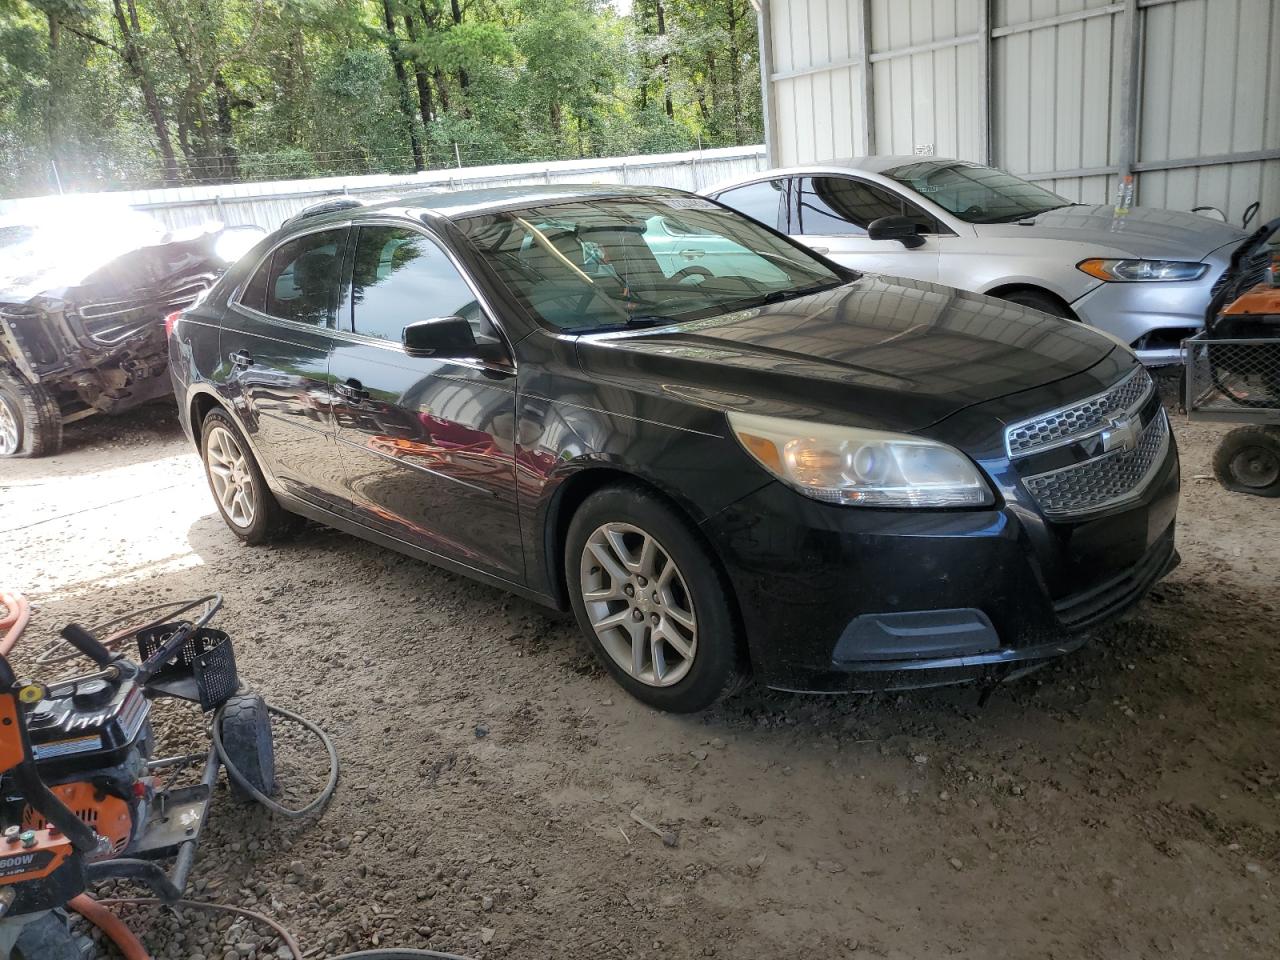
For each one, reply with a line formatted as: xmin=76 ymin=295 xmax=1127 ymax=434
xmin=0 ymin=594 xmax=279 ymax=959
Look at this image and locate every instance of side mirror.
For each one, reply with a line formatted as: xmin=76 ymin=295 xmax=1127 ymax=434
xmin=867 ymin=215 xmax=926 ymax=249
xmin=402 ymin=316 xmax=478 ymax=359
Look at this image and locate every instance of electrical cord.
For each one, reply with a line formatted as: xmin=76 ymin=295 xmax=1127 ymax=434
xmin=90 ymin=899 xmax=476 ymax=960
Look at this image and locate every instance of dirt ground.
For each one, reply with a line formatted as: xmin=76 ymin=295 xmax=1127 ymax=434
xmin=1 ymin=388 xmax=1277 ymax=960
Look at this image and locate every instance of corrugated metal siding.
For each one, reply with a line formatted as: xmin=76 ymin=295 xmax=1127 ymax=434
xmin=993 ymin=0 xmax=1124 ymax=202
xmin=764 ymin=0 xmax=1277 ymax=221
xmin=0 ymin=146 xmax=767 ymax=232
xmin=1138 ymin=0 xmax=1280 ymax=221
xmin=769 ymin=0 xmax=867 ymax=165
xmin=870 ymin=0 xmax=984 ymax=160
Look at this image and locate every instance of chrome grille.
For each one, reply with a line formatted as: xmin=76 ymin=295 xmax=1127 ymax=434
xmin=1006 ymin=366 xmax=1153 ymax=458
xmin=1023 ymin=410 xmax=1170 ymax=518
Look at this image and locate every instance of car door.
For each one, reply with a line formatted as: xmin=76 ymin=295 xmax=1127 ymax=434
xmin=328 ymin=222 xmax=522 ymax=582
xmin=788 ymin=175 xmax=944 ymax=282
xmin=219 ymin=225 xmax=348 ymax=508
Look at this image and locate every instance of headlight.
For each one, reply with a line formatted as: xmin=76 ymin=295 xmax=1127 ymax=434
xmin=728 ymin=412 xmax=994 ymax=508
xmin=1077 ymin=258 xmax=1207 ymax=282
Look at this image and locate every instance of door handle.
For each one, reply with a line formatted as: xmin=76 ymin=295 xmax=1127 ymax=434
xmin=679 ymin=249 xmax=706 ymax=260
xmin=334 ymin=379 xmax=369 ymax=403
xmin=229 ymin=350 xmax=253 ymax=369
xmin=809 ymin=246 xmax=830 ymax=255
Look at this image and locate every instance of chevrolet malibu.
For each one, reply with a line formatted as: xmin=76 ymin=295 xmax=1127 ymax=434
xmin=168 ymin=185 xmax=1180 ymax=712
xmin=706 ymin=158 xmax=1249 ymax=365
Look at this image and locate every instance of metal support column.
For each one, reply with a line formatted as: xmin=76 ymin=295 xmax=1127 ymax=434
xmin=1116 ymin=0 xmax=1143 ymax=195
xmin=978 ymin=0 xmax=992 ymax=165
xmin=754 ymin=0 xmax=780 ymax=167
xmin=858 ymin=0 xmax=875 ymax=156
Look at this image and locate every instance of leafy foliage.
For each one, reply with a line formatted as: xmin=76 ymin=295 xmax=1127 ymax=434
xmin=0 ymin=0 xmax=761 ymax=196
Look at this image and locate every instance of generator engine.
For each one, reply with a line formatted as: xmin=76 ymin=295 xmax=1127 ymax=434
xmin=1 ymin=669 xmax=155 ymax=887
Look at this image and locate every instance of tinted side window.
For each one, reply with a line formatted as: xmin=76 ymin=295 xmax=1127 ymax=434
xmin=795 ymin=177 xmax=901 ymax=236
xmin=261 ymin=229 xmax=344 ymax=326
xmin=239 ymin=258 xmax=269 ymax=313
xmin=350 ymin=226 xmax=487 ymax=342
xmin=713 ymin=180 xmax=788 ymax=231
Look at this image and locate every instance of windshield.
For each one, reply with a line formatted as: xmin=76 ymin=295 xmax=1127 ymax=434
xmin=883 ymin=160 xmax=1073 ymax=224
xmin=456 ymin=197 xmax=845 ymax=333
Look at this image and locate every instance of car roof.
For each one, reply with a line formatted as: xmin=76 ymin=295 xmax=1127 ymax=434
xmin=295 ymin=183 xmax=693 ymax=228
xmin=701 ymin=156 xmax=972 ymax=194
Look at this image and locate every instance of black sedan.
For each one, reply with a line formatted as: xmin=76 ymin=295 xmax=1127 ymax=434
xmin=168 ymin=185 xmax=1180 ymax=712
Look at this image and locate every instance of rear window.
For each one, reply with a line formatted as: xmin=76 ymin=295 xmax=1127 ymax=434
xmin=240 ymin=228 xmax=345 ymax=327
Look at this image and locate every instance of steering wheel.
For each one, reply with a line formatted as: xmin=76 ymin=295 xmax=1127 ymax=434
xmin=671 ymin=266 xmax=713 ymax=285
xmin=962 ymin=204 xmax=986 ymax=219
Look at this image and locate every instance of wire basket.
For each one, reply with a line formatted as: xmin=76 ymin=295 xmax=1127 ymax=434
xmin=136 ymin=622 xmax=239 ymax=711
xmin=1185 ymin=332 xmax=1280 ymax=424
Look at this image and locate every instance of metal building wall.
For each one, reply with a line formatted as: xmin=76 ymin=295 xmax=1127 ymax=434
xmin=759 ymin=0 xmax=1280 ymax=222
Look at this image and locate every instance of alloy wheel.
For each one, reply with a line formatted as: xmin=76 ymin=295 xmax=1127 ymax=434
xmin=205 ymin=425 xmax=257 ymax=528
xmin=579 ymin=522 xmax=697 ymax=687
xmin=0 ymin=395 xmax=18 ymax=456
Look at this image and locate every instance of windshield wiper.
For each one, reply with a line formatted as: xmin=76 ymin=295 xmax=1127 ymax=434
xmin=564 ymin=315 xmax=669 ymax=335
xmin=749 ymin=279 xmax=845 ymax=307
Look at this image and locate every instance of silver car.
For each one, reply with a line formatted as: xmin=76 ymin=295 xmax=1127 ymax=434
xmin=705 ymin=157 xmax=1250 ymax=365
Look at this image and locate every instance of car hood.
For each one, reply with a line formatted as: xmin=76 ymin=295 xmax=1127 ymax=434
xmin=979 ymin=204 xmax=1248 ymax=260
xmin=576 ymin=274 xmax=1118 ymax=434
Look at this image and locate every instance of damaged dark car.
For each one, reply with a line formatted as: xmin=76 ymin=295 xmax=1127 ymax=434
xmin=0 ymin=206 xmax=261 ymax=457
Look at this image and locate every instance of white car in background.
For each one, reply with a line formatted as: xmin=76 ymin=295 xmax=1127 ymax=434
xmin=705 ymin=157 xmax=1251 ymax=365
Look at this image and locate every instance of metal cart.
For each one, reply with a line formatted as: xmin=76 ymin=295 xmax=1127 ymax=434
xmin=1184 ymin=331 xmax=1280 ymax=495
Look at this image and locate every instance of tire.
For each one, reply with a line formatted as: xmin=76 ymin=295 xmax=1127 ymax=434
xmin=997 ymin=289 xmax=1073 ymax=319
xmin=13 ymin=910 xmax=91 ymax=960
xmin=199 ymin=409 xmax=303 ymax=543
xmin=564 ymin=483 xmax=749 ymax=713
xmin=1212 ymin=425 xmax=1280 ymax=497
xmin=0 ymin=367 xmax=62 ymax=458
xmin=219 ymin=692 xmax=277 ymax=801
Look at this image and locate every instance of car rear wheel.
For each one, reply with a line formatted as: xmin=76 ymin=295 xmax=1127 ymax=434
xmin=565 ymin=484 xmax=748 ymax=712
xmin=1213 ymin=425 xmax=1280 ymax=497
xmin=0 ymin=368 xmax=62 ymax=458
xmin=200 ymin=409 xmax=303 ymax=543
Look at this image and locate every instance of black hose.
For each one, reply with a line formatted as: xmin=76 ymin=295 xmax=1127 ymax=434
xmin=212 ymin=698 xmax=340 ymax=819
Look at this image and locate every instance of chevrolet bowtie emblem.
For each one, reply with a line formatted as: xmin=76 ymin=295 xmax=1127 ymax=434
xmin=1100 ymin=415 xmax=1140 ymax=454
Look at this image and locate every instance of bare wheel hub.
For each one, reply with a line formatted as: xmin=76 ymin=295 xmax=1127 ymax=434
xmin=579 ymin=522 xmax=697 ymax=688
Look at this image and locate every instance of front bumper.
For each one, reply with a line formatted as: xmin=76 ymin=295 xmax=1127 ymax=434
xmin=1071 ymin=243 xmax=1236 ymax=366
xmin=701 ymin=433 xmax=1180 ymax=693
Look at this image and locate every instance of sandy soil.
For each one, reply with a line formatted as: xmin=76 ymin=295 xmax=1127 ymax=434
xmin=1 ymin=392 xmax=1277 ymax=960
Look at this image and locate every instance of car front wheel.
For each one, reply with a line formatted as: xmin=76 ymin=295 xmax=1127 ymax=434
xmin=565 ymin=484 xmax=748 ymax=712
xmin=200 ymin=409 xmax=302 ymax=543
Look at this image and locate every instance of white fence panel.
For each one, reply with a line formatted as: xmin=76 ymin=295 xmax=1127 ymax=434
xmin=0 ymin=146 xmax=767 ymax=233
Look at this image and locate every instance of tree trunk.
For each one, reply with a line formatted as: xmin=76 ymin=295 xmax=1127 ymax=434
xmin=449 ymin=0 xmax=470 ymax=96
xmin=403 ymin=15 xmax=436 ymax=128
xmin=727 ymin=0 xmax=743 ymax=141
xmin=112 ymin=0 xmax=181 ymax=183
xmin=657 ymin=0 xmax=673 ymax=119
xmin=382 ymin=0 xmax=425 ymax=171
xmin=214 ymin=72 xmax=239 ymax=181
xmin=44 ymin=14 xmax=63 ymax=172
